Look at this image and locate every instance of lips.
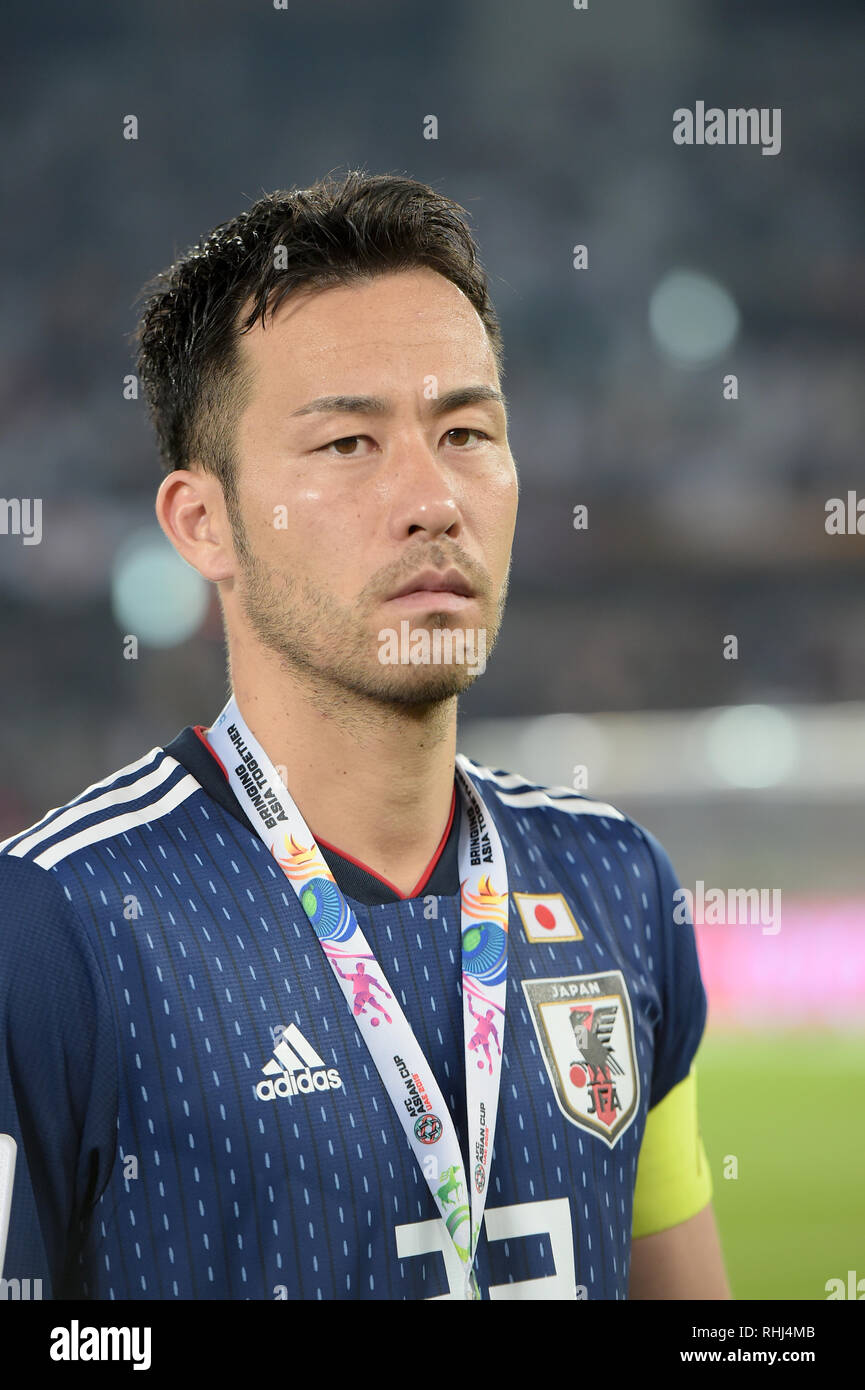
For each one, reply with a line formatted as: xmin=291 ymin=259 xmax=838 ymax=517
xmin=387 ymin=568 xmax=475 ymax=601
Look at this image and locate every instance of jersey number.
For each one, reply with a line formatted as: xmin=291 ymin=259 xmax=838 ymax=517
xmin=395 ymin=1197 xmax=576 ymax=1300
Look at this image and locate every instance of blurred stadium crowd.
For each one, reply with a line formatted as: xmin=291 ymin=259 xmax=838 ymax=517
xmin=1 ymin=0 xmax=863 ymax=826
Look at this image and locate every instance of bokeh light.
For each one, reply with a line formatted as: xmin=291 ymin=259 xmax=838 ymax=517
xmin=110 ymin=527 xmax=210 ymax=647
xmin=649 ymin=268 xmax=740 ymax=366
xmin=703 ymin=703 xmax=799 ymax=788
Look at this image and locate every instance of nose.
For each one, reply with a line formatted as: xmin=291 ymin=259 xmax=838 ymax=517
xmin=384 ymin=433 xmax=463 ymax=542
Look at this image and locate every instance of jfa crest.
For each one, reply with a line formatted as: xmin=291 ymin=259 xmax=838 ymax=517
xmin=522 ymin=972 xmax=640 ymax=1147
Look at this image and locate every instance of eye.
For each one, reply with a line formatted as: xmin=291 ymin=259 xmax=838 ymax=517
xmin=318 ymin=435 xmax=371 ymax=456
xmin=316 ymin=428 xmax=490 ymax=457
xmin=445 ymin=427 xmax=489 ymax=447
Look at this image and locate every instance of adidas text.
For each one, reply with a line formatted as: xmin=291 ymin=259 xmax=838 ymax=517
xmin=256 ymin=1066 xmax=342 ymax=1100
xmin=256 ymin=1023 xmax=343 ymax=1100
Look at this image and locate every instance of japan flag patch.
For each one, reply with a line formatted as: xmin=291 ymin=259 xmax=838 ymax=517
xmin=512 ymin=891 xmax=584 ymax=942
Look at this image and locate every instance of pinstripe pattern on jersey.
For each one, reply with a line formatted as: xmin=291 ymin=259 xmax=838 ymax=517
xmin=1 ymin=740 xmax=704 ymax=1299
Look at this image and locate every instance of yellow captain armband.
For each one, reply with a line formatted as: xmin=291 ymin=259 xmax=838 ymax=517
xmin=631 ymin=1064 xmax=713 ymax=1239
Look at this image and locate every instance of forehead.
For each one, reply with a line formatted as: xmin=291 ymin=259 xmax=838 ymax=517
xmin=236 ymin=267 xmax=497 ymax=399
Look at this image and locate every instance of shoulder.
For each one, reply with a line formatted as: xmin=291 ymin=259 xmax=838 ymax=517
xmin=0 ymin=742 xmax=198 ymax=1022
xmin=457 ymin=752 xmax=668 ymax=864
xmin=0 ymin=742 xmax=200 ymax=875
xmin=458 ymin=752 xmax=627 ymax=819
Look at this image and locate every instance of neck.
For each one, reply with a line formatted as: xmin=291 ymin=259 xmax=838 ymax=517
xmin=226 ymin=651 xmax=458 ymax=898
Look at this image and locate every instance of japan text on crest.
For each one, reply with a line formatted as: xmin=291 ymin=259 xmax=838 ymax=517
xmin=521 ymin=972 xmax=640 ymax=1147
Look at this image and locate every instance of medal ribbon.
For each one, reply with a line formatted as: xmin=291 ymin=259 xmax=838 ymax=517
xmin=207 ymin=696 xmax=508 ymax=1298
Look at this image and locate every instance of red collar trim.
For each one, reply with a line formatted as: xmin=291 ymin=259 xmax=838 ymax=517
xmin=194 ymin=723 xmax=229 ymax=777
xmin=192 ymin=724 xmax=457 ymax=901
xmin=313 ymin=786 xmax=457 ymax=900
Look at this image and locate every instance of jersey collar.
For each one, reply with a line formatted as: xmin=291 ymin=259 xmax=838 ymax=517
xmin=163 ymin=725 xmax=461 ymax=906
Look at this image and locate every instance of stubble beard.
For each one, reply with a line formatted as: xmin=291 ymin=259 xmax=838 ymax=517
xmin=228 ymin=508 xmax=509 ymax=711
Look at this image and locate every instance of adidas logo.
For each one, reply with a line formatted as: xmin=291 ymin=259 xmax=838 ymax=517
xmin=255 ymin=1023 xmax=343 ymax=1102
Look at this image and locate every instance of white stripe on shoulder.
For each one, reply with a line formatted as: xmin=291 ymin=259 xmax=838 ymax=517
xmin=0 ymin=746 xmax=168 ymax=855
xmin=1 ymin=750 xmax=191 ymax=856
xmin=28 ymin=771 xmax=202 ymax=870
xmin=491 ymin=789 xmax=625 ymax=819
xmin=457 ymin=754 xmax=625 ymax=820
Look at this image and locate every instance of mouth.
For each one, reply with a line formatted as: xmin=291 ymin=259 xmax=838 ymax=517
xmin=383 ymin=568 xmax=476 ymax=612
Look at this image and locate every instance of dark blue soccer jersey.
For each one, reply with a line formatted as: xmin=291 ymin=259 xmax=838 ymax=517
xmin=0 ymin=727 xmax=706 ymax=1300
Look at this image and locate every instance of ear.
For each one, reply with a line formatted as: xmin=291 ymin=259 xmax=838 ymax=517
xmin=155 ymin=468 xmax=237 ymax=583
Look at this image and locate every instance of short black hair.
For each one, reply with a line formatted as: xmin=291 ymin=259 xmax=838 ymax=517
xmin=133 ymin=169 xmax=504 ymax=501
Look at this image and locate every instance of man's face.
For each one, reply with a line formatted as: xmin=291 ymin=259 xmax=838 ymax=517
xmin=226 ymin=266 xmax=519 ymax=706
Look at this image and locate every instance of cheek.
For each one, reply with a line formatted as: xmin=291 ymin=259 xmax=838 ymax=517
xmin=247 ymin=480 xmax=367 ymax=598
xmin=488 ymin=480 xmax=519 ymax=581
xmin=481 ymin=467 xmax=519 ymax=545
xmin=246 ymin=473 xmax=327 ymax=551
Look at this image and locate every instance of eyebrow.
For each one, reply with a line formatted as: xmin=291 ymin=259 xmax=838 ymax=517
xmin=289 ymin=385 xmax=508 ymax=420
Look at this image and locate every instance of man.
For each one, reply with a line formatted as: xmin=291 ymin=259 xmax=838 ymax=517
xmin=0 ymin=171 xmax=729 ymax=1300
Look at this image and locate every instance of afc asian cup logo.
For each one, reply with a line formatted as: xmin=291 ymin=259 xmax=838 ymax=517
xmin=414 ymin=1113 xmax=443 ymax=1145
xmin=474 ymin=1163 xmax=486 ymax=1193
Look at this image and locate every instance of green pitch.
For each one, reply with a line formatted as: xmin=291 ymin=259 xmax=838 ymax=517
xmin=695 ymin=1029 xmax=865 ymax=1301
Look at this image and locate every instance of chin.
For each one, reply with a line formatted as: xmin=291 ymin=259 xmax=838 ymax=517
xmin=365 ymin=663 xmax=484 ymax=706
